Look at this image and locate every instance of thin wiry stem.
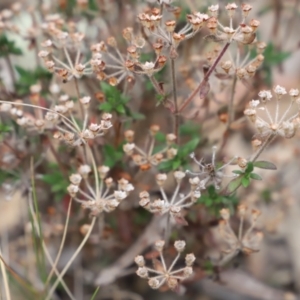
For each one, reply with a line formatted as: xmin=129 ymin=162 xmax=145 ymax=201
xmin=170 ymin=58 xmax=180 ymax=144
xmin=45 ymin=217 xmax=96 ymax=300
xmin=250 ymin=133 xmax=276 ymax=162
xmin=45 ymin=198 xmax=73 ymax=286
xmin=0 ymin=248 xmax=11 ymax=300
xmin=227 ymin=76 xmax=237 ymax=130
xmin=42 ymin=242 xmax=75 ymax=300
xmin=149 ymin=75 xmax=164 ymax=95
xmin=179 ymin=42 xmax=230 ymax=112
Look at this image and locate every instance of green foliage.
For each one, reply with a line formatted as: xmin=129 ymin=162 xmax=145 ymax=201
xmin=0 ymin=169 xmax=19 ymax=186
xmin=158 ymin=137 xmax=200 ymax=172
xmin=228 ymin=162 xmax=265 ymax=192
xmin=253 ymin=160 xmax=277 ymax=170
xmin=251 ymin=42 xmax=291 ymax=86
xmin=41 ymin=163 xmax=69 ymax=202
xmin=103 ymin=143 xmax=124 ymax=168
xmin=0 ymin=34 xmax=22 ymax=57
xmin=179 ymin=121 xmax=201 ymax=139
xmin=0 ymin=122 xmax=11 ymax=141
xmin=198 ymin=185 xmax=238 ymax=215
xmin=99 ymin=82 xmax=145 ymax=120
xmin=15 ymin=66 xmax=53 ymax=95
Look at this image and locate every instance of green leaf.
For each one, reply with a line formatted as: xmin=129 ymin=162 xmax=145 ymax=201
xmin=179 ymin=122 xmax=201 ymax=138
xmin=232 ymin=170 xmax=243 ymax=175
xmin=15 ymin=66 xmax=52 ymax=95
xmin=172 ymin=159 xmax=181 ymax=170
xmin=115 ymin=104 xmax=126 ymax=114
xmin=103 ymin=144 xmax=124 ymax=168
xmin=155 ymin=132 xmax=166 ymax=143
xmin=227 ymin=176 xmax=242 ymax=193
xmin=41 ymin=163 xmax=69 ymax=202
xmin=249 ymin=172 xmax=262 ymax=180
xmin=130 ymin=112 xmax=145 ymax=120
xmin=253 ymin=160 xmax=277 ymax=170
xmin=245 ymin=162 xmax=254 ymax=173
xmin=99 ymin=102 xmax=113 ymax=112
xmin=241 ymin=176 xmax=250 ymax=188
xmin=263 ymin=42 xmax=291 ymax=66
xmin=179 ymin=138 xmax=200 ymax=156
xmin=0 ymin=34 xmax=23 ymax=57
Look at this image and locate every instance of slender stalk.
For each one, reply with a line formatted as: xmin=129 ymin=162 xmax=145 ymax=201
xmin=250 ymin=134 xmax=276 ymax=162
xmin=42 ymin=242 xmax=75 ymax=300
xmin=0 ymin=248 xmax=11 ymax=300
xmin=170 ymin=58 xmax=180 ymax=144
xmin=149 ymin=75 xmax=164 ymax=96
xmin=227 ymin=76 xmax=237 ymax=130
xmin=74 ymin=77 xmax=85 ymax=120
xmin=179 ymin=42 xmax=230 ymax=112
xmin=5 ymin=55 xmax=16 ymax=87
xmin=45 ymin=217 xmax=96 ymax=300
xmin=45 ymin=198 xmax=73 ymax=286
xmin=164 ymin=214 xmax=171 ymax=245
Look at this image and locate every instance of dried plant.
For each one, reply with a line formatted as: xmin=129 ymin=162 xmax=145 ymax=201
xmin=0 ymin=1 xmax=298 ymax=299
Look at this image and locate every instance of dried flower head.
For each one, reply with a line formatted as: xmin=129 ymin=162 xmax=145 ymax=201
xmin=186 ymin=146 xmax=237 ymax=190
xmin=68 ymin=165 xmax=134 ymax=216
xmin=244 ymin=86 xmax=300 ymax=139
xmin=135 ymin=240 xmax=194 ymax=290
xmin=216 ymin=206 xmax=263 ymax=265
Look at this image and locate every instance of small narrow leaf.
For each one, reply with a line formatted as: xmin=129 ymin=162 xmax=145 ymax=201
xmin=249 ymin=173 xmax=262 ymax=180
xmin=227 ymin=176 xmax=242 ymax=193
xmin=253 ymin=160 xmax=277 ymax=170
xmin=241 ymin=177 xmax=250 ymax=188
xmin=245 ymin=162 xmax=254 ymax=173
xmin=232 ymin=170 xmax=243 ymax=175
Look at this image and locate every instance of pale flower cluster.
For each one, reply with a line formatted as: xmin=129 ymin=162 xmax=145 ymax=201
xmin=244 ymin=85 xmax=300 ymax=139
xmin=135 ymin=240 xmax=195 ymax=290
xmin=67 ymin=165 xmax=134 ymax=216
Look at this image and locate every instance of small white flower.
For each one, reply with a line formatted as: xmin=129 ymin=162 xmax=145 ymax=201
xmin=185 ymin=253 xmax=196 ymax=266
xmin=174 ymin=171 xmax=185 ymax=181
xmin=258 ymin=90 xmax=272 ymax=100
xmin=41 ymin=39 xmax=53 ymax=47
xmin=274 ymin=85 xmax=287 ymax=96
xmin=142 ymin=61 xmax=155 ymax=70
xmin=45 ymin=112 xmax=59 ymax=122
xmin=89 ymin=123 xmax=100 ymax=132
xmin=78 ymin=165 xmax=91 ymax=176
xmin=225 ymin=3 xmax=238 ymax=10
xmin=134 ymin=255 xmax=145 ymax=267
xmin=67 ymin=184 xmax=79 ymax=196
xmin=59 ymin=95 xmax=69 ymax=102
xmin=123 ymin=183 xmax=134 ymax=192
xmin=123 ymin=143 xmax=135 ymax=154
xmin=114 ymin=190 xmax=127 ymax=200
xmin=49 ymin=84 xmax=60 ymax=94
xmin=17 ymin=117 xmax=28 ymax=126
xmin=136 ymin=267 xmax=148 ymax=278
xmin=208 ymin=4 xmax=219 ymax=12
xmin=82 ymin=129 xmax=94 ymax=139
xmin=289 ymin=89 xmax=299 ymax=97
xmin=0 ymin=103 xmax=12 ymax=112
xmin=98 ymin=165 xmax=110 ymax=175
xmin=69 ymin=173 xmax=82 ymax=185
xmin=38 ymin=50 xmax=49 ymax=58
xmin=80 ymin=96 xmax=91 ymax=105
xmin=148 ymin=278 xmax=160 ymax=289
xmin=249 ymin=99 xmax=260 ymax=108
xmin=174 ymin=240 xmax=186 ymax=252
xmin=154 ymin=240 xmax=165 ymax=252
xmin=54 ymin=105 xmax=68 ymax=114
